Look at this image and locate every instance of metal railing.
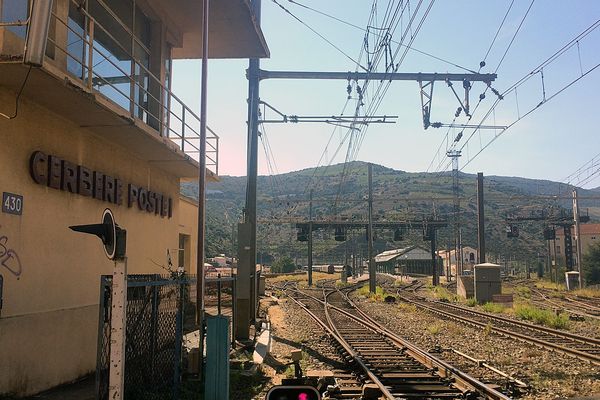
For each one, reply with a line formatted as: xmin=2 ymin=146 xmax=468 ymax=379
xmin=3 ymin=0 xmax=218 ymax=175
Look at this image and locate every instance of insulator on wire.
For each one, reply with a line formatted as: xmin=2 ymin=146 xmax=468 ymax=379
xmin=480 ymin=61 xmax=486 ymax=68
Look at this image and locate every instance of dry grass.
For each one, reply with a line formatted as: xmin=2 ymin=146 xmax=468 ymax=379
xmin=397 ymin=302 xmax=417 ymax=313
xmin=533 ymin=279 xmax=565 ymax=291
xmin=571 ymin=287 xmax=600 ymax=298
xmin=426 ymin=322 xmax=443 ymax=336
xmin=268 ymin=272 xmax=332 ymax=284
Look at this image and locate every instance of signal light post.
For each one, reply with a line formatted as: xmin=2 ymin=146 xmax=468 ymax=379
xmin=69 ymin=209 xmax=127 ymax=400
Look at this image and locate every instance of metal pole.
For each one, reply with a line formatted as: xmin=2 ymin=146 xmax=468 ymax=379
xmin=108 ymin=258 xmax=127 ymax=400
xmin=236 ymin=0 xmax=262 ymax=340
xmin=258 ymin=69 xmax=497 ymax=82
xmin=572 ymin=189 xmax=584 ymax=288
xmin=553 ymin=235 xmax=558 ymax=283
xmin=196 ymin=0 xmax=209 ymax=378
xmin=368 ymin=164 xmax=375 ymax=293
xmin=217 ymin=274 xmax=222 ymax=315
xmin=547 ymin=239 xmax=552 ymax=282
xmin=308 ymin=189 xmax=313 ymax=286
xmin=431 ymin=229 xmax=438 ymax=286
xmin=459 ymin=228 xmax=463 ymax=274
xmin=476 ymin=172 xmax=486 ymax=264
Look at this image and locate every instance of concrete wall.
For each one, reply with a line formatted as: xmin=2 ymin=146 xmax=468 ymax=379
xmin=0 ymin=89 xmax=186 ymax=396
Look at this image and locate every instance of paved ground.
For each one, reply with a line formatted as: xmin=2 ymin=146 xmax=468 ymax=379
xmin=21 ymin=376 xmax=94 ymax=400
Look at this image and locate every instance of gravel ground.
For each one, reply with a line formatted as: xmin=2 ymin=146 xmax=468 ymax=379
xmin=254 ymin=295 xmax=352 ymax=399
xmin=352 ymin=293 xmax=600 ymax=400
xmin=411 ymin=283 xmax=600 ymax=340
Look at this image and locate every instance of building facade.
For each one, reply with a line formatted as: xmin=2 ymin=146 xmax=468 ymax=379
xmin=0 ymin=0 xmax=267 ymax=396
xmin=436 ymin=246 xmax=479 ymax=275
xmin=375 ymin=245 xmax=443 ymax=276
xmin=552 ymin=223 xmax=600 ymax=266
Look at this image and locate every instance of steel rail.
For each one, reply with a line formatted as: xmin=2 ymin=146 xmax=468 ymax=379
xmin=530 ymin=288 xmax=600 ymax=321
xmin=288 ymin=286 xmax=510 ymax=399
xmin=337 ymin=289 xmax=512 ymax=400
xmin=422 ymin=297 xmax=600 ymax=346
xmin=398 ymin=294 xmax=600 ymax=366
xmin=322 ymin=290 xmax=397 ymax=399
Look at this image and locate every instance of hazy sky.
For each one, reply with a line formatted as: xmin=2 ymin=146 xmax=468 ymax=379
xmin=172 ymin=0 xmax=600 ymax=188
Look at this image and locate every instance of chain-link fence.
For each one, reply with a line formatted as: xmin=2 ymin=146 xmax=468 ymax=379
xmin=96 ymin=274 xmax=192 ymax=400
xmin=95 ymin=273 xmax=236 ymax=399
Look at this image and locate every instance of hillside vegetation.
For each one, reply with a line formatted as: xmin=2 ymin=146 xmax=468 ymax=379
xmin=182 ymin=161 xmax=599 ymax=266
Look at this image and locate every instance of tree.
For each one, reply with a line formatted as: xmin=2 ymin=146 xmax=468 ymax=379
xmin=271 ymin=256 xmax=296 ymax=273
xmin=582 ymin=242 xmax=600 ymax=285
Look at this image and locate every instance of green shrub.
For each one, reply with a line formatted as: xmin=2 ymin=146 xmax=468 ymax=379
xmin=465 ymin=298 xmax=478 ymax=307
xmin=430 ymin=286 xmax=458 ymax=302
xmin=357 ymin=285 xmax=371 ymax=297
xmin=482 ymin=302 xmax=505 ymax=313
xmin=514 ymin=304 xmax=570 ymax=330
xmin=514 ymin=286 xmax=531 ymax=299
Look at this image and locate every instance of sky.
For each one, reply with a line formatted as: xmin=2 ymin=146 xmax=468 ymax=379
xmin=172 ymin=0 xmax=600 ymax=188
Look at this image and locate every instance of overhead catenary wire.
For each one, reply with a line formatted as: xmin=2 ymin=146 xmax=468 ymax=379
xmin=333 ymin=0 xmax=420 ymax=207
xmin=271 ymin=0 xmax=369 ymax=71
xmin=433 ymin=17 xmax=600 ymax=175
xmin=479 ymin=0 xmax=516 ymax=71
xmin=428 ymin=0 xmax=536 ymax=174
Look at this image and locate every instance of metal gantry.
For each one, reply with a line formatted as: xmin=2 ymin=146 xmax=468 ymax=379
xmin=238 ymin=62 xmax=499 ymax=339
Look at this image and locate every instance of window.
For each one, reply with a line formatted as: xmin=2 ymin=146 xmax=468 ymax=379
xmin=1 ymin=0 xmax=28 ymax=38
xmin=66 ymin=0 xmax=163 ymax=130
xmin=178 ymin=234 xmax=190 ymax=273
xmin=556 ymin=246 xmax=561 ymax=254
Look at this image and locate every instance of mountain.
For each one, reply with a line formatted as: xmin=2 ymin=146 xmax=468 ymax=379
xmin=181 ymin=161 xmax=600 ymax=264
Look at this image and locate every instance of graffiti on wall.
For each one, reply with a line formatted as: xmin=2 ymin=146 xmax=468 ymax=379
xmin=0 ymin=228 xmax=22 ymax=278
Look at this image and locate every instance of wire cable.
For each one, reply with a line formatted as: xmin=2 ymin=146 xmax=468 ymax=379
xmin=0 ymin=65 xmax=32 ymax=120
xmin=271 ymin=0 xmax=369 ymax=71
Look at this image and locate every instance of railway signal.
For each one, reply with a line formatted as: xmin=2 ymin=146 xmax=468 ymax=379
xmin=393 ymin=227 xmax=404 ymax=241
xmin=69 ymin=208 xmax=126 ymax=260
xmin=506 ymin=225 xmax=519 ymax=238
xmin=334 ymin=226 xmax=346 ymax=241
xmin=265 ymin=386 xmax=320 ymax=400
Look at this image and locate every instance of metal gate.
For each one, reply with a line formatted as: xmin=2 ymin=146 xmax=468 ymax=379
xmin=96 ymin=274 xmax=191 ymax=400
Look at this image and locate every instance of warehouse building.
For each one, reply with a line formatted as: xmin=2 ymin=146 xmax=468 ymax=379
xmin=375 ymin=245 xmax=443 ymax=276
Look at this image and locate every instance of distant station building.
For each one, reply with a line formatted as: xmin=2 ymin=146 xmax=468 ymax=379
xmin=375 ymin=245 xmax=443 ymax=276
xmin=0 ymin=0 xmax=268 ymax=396
xmin=437 ymin=246 xmax=479 ymax=275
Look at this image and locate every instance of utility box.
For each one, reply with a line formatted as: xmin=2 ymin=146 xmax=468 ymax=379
xmin=457 ymin=275 xmax=474 ymax=299
xmin=565 ymin=271 xmax=580 ymax=291
xmin=204 ymin=315 xmax=230 ymax=400
xmin=474 ymin=263 xmax=502 ymax=303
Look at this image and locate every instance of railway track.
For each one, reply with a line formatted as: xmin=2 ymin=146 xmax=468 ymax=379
xmin=285 ymin=284 xmax=511 ymax=399
xmin=502 ymin=280 xmax=600 ymax=321
xmin=530 ymin=287 xmax=600 ymax=320
xmin=396 ymin=291 xmax=600 ymax=366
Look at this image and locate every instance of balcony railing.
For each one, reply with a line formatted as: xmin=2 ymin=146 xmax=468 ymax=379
xmin=3 ymin=0 xmax=218 ymax=175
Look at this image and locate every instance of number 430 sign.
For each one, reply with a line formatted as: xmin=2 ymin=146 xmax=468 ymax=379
xmin=2 ymin=192 xmax=23 ymax=215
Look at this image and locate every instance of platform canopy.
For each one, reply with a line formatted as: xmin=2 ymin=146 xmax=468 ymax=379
xmin=150 ymin=0 xmax=270 ymax=59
